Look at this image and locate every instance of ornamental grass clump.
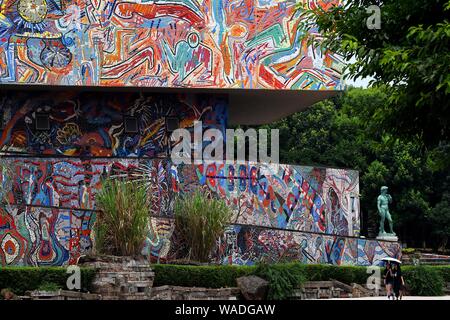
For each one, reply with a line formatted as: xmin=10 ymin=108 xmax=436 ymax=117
xmin=174 ymin=191 xmax=232 ymax=263
xmin=95 ymin=179 xmax=149 ymax=256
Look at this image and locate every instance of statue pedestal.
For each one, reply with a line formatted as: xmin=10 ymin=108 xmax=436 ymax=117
xmin=376 ymin=234 xmax=398 ymax=242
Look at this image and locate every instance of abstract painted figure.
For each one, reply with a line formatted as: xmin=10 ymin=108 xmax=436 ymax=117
xmin=377 ymin=186 xmax=395 ymax=236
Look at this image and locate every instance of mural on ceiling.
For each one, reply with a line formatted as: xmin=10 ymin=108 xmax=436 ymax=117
xmin=0 ymin=90 xmax=227 ymax=157
xmin=0 ymin=0 xmax=344 ymax=89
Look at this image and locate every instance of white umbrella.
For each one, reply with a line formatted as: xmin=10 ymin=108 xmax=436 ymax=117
xmin=382 ymin=257 xmax=402 ymax=264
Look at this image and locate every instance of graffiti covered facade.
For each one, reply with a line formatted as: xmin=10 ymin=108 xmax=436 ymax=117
xmin=0 ymin=0 xmax=344 ymax=89
xmin=0 ymin=99 xmax=401 ymax=267
xmin=0 ymin=1 xmax=401 ymax=267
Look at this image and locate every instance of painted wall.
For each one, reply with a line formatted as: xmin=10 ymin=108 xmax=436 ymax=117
xmin=0 ymin=90 xmax=227 ymax=157
xmin=0 ymin=90 xmax=401 ymax=267
xmin=144 ymin=220 xmax=401 ymax=266
xmin=0 ymin=0 xmax=343 ymax=89
xmin=0 ymin=156 xmax=399 ymax=267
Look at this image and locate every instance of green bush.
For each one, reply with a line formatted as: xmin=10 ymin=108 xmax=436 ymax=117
xmin=174 ymin=191 xmax=232 ymax=262
xmin=152 ymin=263 xmax=449 ymax=297
xmin=37 ymin=282 xmax=62 ymax=292
xmin=0 ymin=267 xmax=96 ymax=295
xmin=96 ymin=179 xmax=150 ymax=256
xmin=402 ymin=265 xmax=444 ymax=296
xmin=152 ymin=264 xmax=255 ymax=288
xmin=255 ymin=263 xmax=305 ymax=300
xmin=434 ymin=265 xmax=450 ymax=282
xmin=402 ymin=248 xmax=416 ymax=254
xmin=151 ymin=263 xmax=367 ymax=290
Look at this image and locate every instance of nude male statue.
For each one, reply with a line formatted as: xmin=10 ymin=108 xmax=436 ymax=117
xmin=377 ymin=186 xmax=396 ymax=236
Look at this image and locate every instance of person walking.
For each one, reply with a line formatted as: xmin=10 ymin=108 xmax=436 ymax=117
xmin=392 ymin=263 xmax=405 ymax=300
xmin=384 ymin=262 xmax=394 ymax=300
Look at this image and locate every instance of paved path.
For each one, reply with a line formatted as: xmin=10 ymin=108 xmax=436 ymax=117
xmin=329 ymin=296 xmax=450 ymax=300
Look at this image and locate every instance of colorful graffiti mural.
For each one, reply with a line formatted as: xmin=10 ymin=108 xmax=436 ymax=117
xmin=0 ymin=90 xmax=227 ymax=157
xmin=0 ymin=156 xmax=400 ymax=266
xmin=0 ymin=204 xmax=94 ymax=265
xmin=145 ymin=220 xmax=401 ymax=266
xmin=0 ymin=87 xmax=401 ymax=267
xmin=186 ymin=162 xmax=360 ymax=235
xmin=0 ymin=0 xmax=344 ymax=89
xmin=1 ymin=157 xmax=360 ymax=233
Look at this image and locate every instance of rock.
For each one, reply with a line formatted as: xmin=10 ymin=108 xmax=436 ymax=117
xmin=236 ymin=276 xmax=268 ymax=300
xmin=1 ymin=288 xmax=18 ymax=300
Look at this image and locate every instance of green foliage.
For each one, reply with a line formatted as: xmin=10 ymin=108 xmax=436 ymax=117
xmin=0 ymin=267 xmax=96 ymax=295
xmin=37 ymin=282 xmax=61 ymax=292
xmin=296 ymin=0 xmax=450 ymax=246
xmin=152 ymin=264 xmax=255 ymax=288
xmin=95 ymin=179 xmax=149 ymax=256
xmin=402 ymin=248 xmax=416 ymax=254
xmin=426 ymin=177 xmax=450 ymax=250
xmin=402 ymin=265 xmax=444 ymax=296
xmin=152 ymin=263 xmax=448 ymax=297
xmin=174 ymin=191 xmax=232 ymax=262
xmin=303 ymin=0 xmax=450 ymax=149
xmin=300 ymin=264 xmax=368 ymax=285
xmin=262 ymin=87 xmax=449 ymax=248
xmin=254 ymin=263 xmax=305 ymax=300
xmin=152 ymin=263 xmax=367 ymax=290
xmin=434 ymin=265 xmax=450 ymax=282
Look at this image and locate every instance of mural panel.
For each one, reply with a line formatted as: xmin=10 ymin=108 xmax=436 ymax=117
xmin=184 ymin=162 xmax=360 ymax=235
xmin=145 ymin=220 xmax=401 ymax=267
xmin=0 ymin=156 xmax=397 ymax=267
xmin=0 ymin=90 xmax=227 ymax=157
xmin=0 ymin=0 xmax=344 ymax=89
xmin=0 ymin=204 xmax=94 ymax=265
xmin=1 ymin=158 xmax=360 ymax=234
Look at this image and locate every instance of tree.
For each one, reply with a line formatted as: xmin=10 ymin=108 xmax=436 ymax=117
xmin=427 ymin=175 xmax=450 ymax=250
xmin=303 ymin=0 xmax=450 ymax=163
xmin=263 ymin=87 xmax=448 ymax=248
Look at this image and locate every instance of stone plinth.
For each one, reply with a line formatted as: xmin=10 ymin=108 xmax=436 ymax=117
xmin=79 ymin=255 xmax=154 ymax=300
xmin=376 ymin=235 xmax=399 ymax=242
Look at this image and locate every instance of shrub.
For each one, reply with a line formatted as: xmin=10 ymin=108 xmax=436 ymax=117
xmin=95 ymin=179 xmax=149 ymax=256
xmin=174 ymin=191 xmax=232 ymax=262
xmin=434 ymin=265 xmax=450 ymax=282
xmin=0 ymin=267 xmax=96 ymax=295
xmin=402 ymin=248 xmax=416 ymax=254
xmin=152 ymin=264 xmax=255 ymax=288
xmin=37 ymin=282 xmax=61 ymax=292
xmin=150 ymin=263 xmax=448 ymax=297
xmin=255 ymin=263 xmax=305 ymax=300
xmin=402 ymin=265 xmax=444 ymax=296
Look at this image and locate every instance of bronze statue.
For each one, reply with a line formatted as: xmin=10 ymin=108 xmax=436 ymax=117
xmin=377 ymin=186 xmax=396 ymax=236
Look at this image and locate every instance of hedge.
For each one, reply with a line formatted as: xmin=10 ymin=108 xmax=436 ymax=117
xmin=152 ymin=263 xmax=449 ymax=296
xmin=434 ymin=265 xmax=450 ymax=282
xmin=152 ymin=264 xmax=255 ymax=288
xmin=152 ymin=263 xmax=369 ymax=288
xmin=0 ymin=267 xmax=96 ymax=295
xmin=2 ymin=263 xmax=449 ymax=296
xmin=402 ymin=265 xmax=445 ymax=296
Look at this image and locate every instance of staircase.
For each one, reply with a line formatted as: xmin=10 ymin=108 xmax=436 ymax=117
xmin=402 ymin=253 xmax=450 ymax=265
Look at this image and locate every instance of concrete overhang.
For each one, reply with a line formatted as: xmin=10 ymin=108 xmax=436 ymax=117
xmin=0 ymin=84 xmax=342 ymax=125
xmin=228 ymin=89 xmax=341 ymax=125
